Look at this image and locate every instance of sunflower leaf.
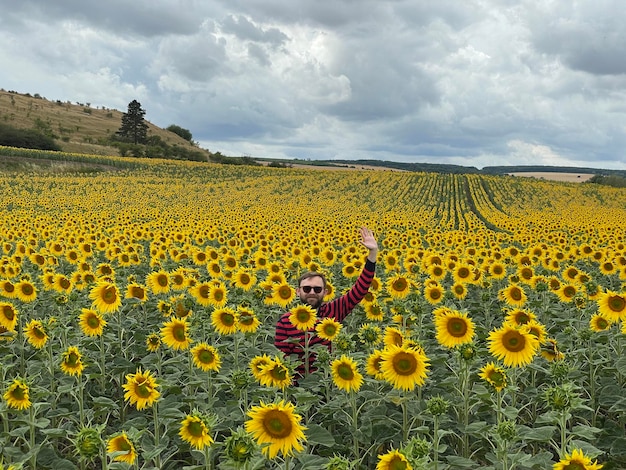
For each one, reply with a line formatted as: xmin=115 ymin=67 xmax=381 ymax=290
xmin=304 ymin=423 xmax=336 ymax=446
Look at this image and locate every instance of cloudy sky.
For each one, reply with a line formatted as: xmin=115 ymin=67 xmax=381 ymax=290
xmin=2 ymin=0 xmax=626 ymax=170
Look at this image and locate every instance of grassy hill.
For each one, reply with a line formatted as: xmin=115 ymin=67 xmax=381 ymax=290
xmin=0 ymin=89 xmax=209 ymax=158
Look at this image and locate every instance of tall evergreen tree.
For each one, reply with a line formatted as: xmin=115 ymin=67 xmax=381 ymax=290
xmin=117 ymin=100 xmax=148 ymax=144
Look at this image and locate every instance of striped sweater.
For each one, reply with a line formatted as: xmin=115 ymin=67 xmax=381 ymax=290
xmin=274 ymin=259 xmax=376 ymax=378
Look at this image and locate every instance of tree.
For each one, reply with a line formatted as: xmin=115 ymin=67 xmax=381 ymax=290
xmin=117 ymin=100 xmax=148 ymax=144
xmin=166 ymin=124 xmax=193 ymax=142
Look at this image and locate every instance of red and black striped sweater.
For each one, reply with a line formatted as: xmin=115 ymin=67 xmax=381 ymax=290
xmin=274 ymin=259 xmax=376 ymax=378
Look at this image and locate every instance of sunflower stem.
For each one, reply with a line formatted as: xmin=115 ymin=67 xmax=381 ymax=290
xmin=351 ymin=390 xmax=359 ymax=459
xmin=204 ymin=444 xmax=213 ymax=470
xmin=78 ymin=374 xmax=85 ymax=428
xmin=99 ymin=332 xmax=106 ymax=393
xmin=29 ymin=404 xmax=37 ymax=469
xmin=153 ymin=401 xmax=162 ymax=468
xmin=433 ymin=413 xmax=440 ymax=470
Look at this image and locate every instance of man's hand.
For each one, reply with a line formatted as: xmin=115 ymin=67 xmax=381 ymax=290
xmin=360 ymin=227 xmax=378 ymax=262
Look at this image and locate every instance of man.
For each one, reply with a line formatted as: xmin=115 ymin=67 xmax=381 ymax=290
xmin=275 ymin=226 xmax=378 ymax=380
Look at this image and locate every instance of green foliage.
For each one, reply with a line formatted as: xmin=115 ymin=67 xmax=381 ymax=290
xmin=0 ymin=122 xmax=61 ymax=151
xmin=166 ymin=124 xmax=193 ymax=142
xmin=588 ymin=174 xmax=626 ymax=188
xmin=116 ymin=100 xmax=148 ymax=144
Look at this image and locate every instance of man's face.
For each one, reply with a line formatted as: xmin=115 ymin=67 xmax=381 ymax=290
xmin=297 ymin=277 xmax=327 ymax=309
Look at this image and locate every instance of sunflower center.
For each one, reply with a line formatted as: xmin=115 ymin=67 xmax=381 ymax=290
xmin=12 ymin=385 xmax=26 ymax=400
xmin=116 ymin=438 xmax=131 ymax=452
xmin=608 ymin=295 xmax=626 ymax=312
xmin=597 ymin=318 xmax=609 ymax=329
xmin=21 ymin=284 xmax=34 ymax=295
xmin=270 ymin=365 xmax=287 ymax=380
xmin=213 ymin=290 xmax=224 ymax=301
xmin=263 ymin=410 xmax=292 ymax=438
xmin=296 ymin=310 xmax=311 ymax=323
xmin=393 ymin=278 xmax=407 ymax=291
xmin=239 ymin=313 xmax=253 ymax=325
xmin=239 ymin=274 xmax=250 ymax=284
xmin=337 ymin=363 xmax=355 ymax=380
xmin=136 ymin=382 xmax=153 ymax=398
xmin=488 ymin=370 xmax=505 ymax=387
xmin=279 ymin=286 xmax=292 ymax=300
xmin=198 ymin=350 xmax=215 ymax=364
xmin=87 ymin=315 xmax=100 ymax=328
xmin=561 ymin=463 xmax=585 ymax=470
xmin=198 ymin=285 xmax=210 ymax=298
xmin=66 ymin=352 xmax=79 ymax=366
xmin=563 ymin=286 xmax=576 ymax=298
xmin=188 ymin=420 xmax=206 ymax=437
xmin=458 ymin=268 xmax=470 ymax=278
xmin=2 ymin=306 xmax=15 ymax=321
xmin=502 ymin=330 xmax=526 ymax=352
xmin=132 ymin=286 xmax=145 ymax=298
xmin=388 ymin=456 xmax=409 ymax=470
xmin=60 ymin=278 xmax=71 ymax=289
xmin=157 ymin=275 xmax=168 ymax=287
xmin=102 ymin=286 xmax=117 ymax=304
xmin=509 ymin=287 xmax=522 ymax=301
xmin=393 ymin=352 xmax=418 ymax=375
xmin=221 ymin=312 xmax=235 ymax=327
xmin=429 ymin=289 xmax=441 ymax=300
xmin=173 ymin=324 xmax=187 ymax=341
xmin=33 ymin=326 xmax=46 ymax=339
xmin=323 ymin=324 xmax=337 ymax=336
xmin=447 ymin=318 xmax=468 ymax=337
xmin=4 ymin=283 xmax=14 ymax=293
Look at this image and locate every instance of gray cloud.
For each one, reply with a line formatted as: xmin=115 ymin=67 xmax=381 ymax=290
xmin=0 ymin=0 xmax=625 ymax=169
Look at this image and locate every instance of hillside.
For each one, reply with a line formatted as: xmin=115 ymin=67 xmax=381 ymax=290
xmin=0 ymin=89 xmax=210 ymax=158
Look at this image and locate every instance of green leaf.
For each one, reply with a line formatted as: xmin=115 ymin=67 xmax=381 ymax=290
xmin=297 ymin=454 xmax=329 ymax=469
xmin=571 ymin=424 xmax=601 ymax=440
xmin=610 ymin=437 xmax=626 ymax=456
xmin=615 ymin=356 xmax=626 ymax=375
xmin=305 ymin=424 xmax=336 ymax=447
xmin=518 ymin=425 xmax=556 ymax=441
xmin=445 ymin=455 xmax=478 ymax=468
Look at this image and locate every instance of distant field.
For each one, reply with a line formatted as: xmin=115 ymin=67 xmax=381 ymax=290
xmin=508 ymin=172 xmax=594 ymax=182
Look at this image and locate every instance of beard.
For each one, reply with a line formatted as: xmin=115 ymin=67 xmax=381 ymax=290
xmin=303 ymin=295 xmax=322 ymax=309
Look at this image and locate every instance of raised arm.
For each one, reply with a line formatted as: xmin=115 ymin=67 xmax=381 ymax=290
xmin=360 ymin=226 xmax=378 ymax=263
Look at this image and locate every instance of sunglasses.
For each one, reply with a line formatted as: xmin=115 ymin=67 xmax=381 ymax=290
xmin=300 ymin=285 xmax=323 ymax=294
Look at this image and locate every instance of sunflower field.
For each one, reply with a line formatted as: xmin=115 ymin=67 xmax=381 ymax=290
xmin=1 ymin=147 xmax=625 ymax=470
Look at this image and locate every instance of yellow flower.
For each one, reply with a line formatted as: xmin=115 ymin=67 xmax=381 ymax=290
xmin=383 ymin=326 xmax=405 ymax=348
xmin=258 ymin=357 xmax=292 ymax=389
xmin=364 ymin=302 xmax=385 ymax=321
xmin=211 ymin=307 xmax=238 ymax=335
xmin=161 ymin=317 xmax=192 ymax=350
xmin=316 ymin=317 xmax=342 ymax=341
xmin=15 ymin=280 xmax=37 ymax=303
xmin=479 ymin=362 xmax=507 ymax=392
xmin=123 ymin=368 xmax=160 ymax=410
xmin=88 ymin=281 xmax=122 ymax=314
xmin=498 ymin=284 xmax=527 ymax=308
xmin=366 ymin=349 xmax=385 ymax=380
xmin=125 ymin=283 xmax=148 ymax=302
xmin=232 ymin=269 xmax=257 ymax=291
xmin=245 ymin=400 xmax=306 ymax=459
xmin=236 ymin=306 xmax=260 ymax=333
xmin=179 ymin=413 xmax=214 ymax=450
xmin=541 ymin=338 xmax=565 ymax=362
xmin=250 ymin=354 xmax=274 ymax=381
xmin=376 ymin=449 xmax=413 ymax=470
xmin=380 ymin=344 xmax=430 ymax=391
xmin=331 ymin=355 xmax=363 ymax=392
xmin=553 ymin=448 xmax=603 ymax=470
xmin=0 ymin=280 xmax=17 ymax=298
xmin=596 ymin=290 xmax=626 ymax=323
xmin=487 ymin=324 xmax=539 ymax=368
xmin=79 ymin=308 xmax=107 ymax=337
xmin=24 ymin=319 xmax=48 ymax=348
xmin=386 ymin=274 xmax=412 ymax=299
xmin=146 ymin=270 xmax=171 ymax=294
xmin=434 ymin=310 xmax=475 ymax=348
xmin=3 ymin=378 xmax=31 ymax=410
xmin=146 ymin=332 xmax=161 ymax=352
xmin=270 ymin=282 xmax=295 ymax=308
xmin=60 ymin=346 xmax=85 ymax=376
xmin=189 ymin=281 xmax=212 ymax=307
xmin=0 ymin=302 xmax=17 ymax=331
xmin=424 ymin=283 xmax=444 ymax=305
xmin=207 ymin=282 xmax=228 ymax=308
xmin=289 ymin=304 xmax=317 ymax=331
xmin=589 ymin=314 xmax=611 ymax=332
xmin=504 ymin=308 xmax=536 ymax=326
xmin=107 ymin=432 xmax=137 ymax=464
xmin=52 ymin=274 xmax=73 ymax=293
xmin=191 ymin=343 xmax=221 ymax=372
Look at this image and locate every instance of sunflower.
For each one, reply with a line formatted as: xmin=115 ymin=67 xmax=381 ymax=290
xmin=160 ymin=317 xmax=192 ymax=350
xmin=24 ymin=319 xmax=48 ymax=348
xmin=498 ymin=284 xmax=527 ymax=308
xmin=596 ymin=290 xmax=626 ymax=323
xmin=358 ymin=323 xmax=382 ymax=346
xmin=146 ymin=270 xmax=170 ymax=294
xmin=489 ymin=261 xmax=507 ymax=280
xmin=146 ymin=332 xmax=162 ymax=352
xmin=331 ymin=355 xmax=363 ymax=392
xmin=386 ymin=274 xmax=412 ymax=299
xmin=125 ymin=283 xmax=148 ymax=302
xmin=123 ymin=368 xmax=160 ymax=410
xmin=364 ymin=302 xmax=385 ymax=321
xmin=245 ymin=400 xmax=306 ymax=459
xmin=289 ymin=304 xmax=317 ymax=331
xmin=453 ymin=263 xmax=474 ymax=284
xmin=590 ymin=313 xmax=611 ymax=332
xmin=250 ymin=354 xmax=274 ymax=381
xmin=88 ymin=281 xmax=122 ymax=314
xmin=553 ymin=448 xmax=603 ymax=470
xmin=380 ymin=344 xmax=430 ymax=391
xmin=179 ymin=412 xmax=214 ymax=450
xmin=207 ymin=282 xmax=228 ymax=308
xmin=106 ymin=432 xmax=137 ymax=464
xmin=434 ymin=310 xmax=475 ymax=348
xmin=424 ymin=283 xmax=444 ymax=305
xmin=236 ymin=306 xmax=260 ymax=333
xmin=270 ymin=282 xmax=295 ymax=308
xmin=189 ymin=281 xmax=212 ymax=307
xmin=316 ymin=317 xmax=342 ymax=341
xmin=96 ymin=263 xmax=115 ymax=278
xmin=366 ymin=349 xmax=385 ymax=379
xmin=450 ymin=282 xmax=468 ymax=300
xmin=3 ymin=378 xmax=31 ymax=410
xmin=78 ymin=308 xmax=107 ymax=337
xmin=383 ymin=326 xmax=405 ymax=348
xmin=376 ymin=449 xmax=413 ymax=470
xmin=15 ymin=280 xmax=37 ymax=303
xmin=0 ymin=302 xmax=17 ymax=331
xmin=51 ymin=274 xmax=73 ymax=294
xmin=0 ymin=280 xmax=16 ymax=298
xmin=258 ymin=358 xmax=292 ymax=389
xmin=504 ymin=308 xmax=536 ymax=327
xmin=211 ymin=307 xmax=238 ymax=335
xmin=191 ymin=343 xmax=221 ymax=372
xmin=487 ymin=324 xmax=539 ymax=368
xmin=60 ymin=346 xmax=85 ymax=376
xmin=479 ymin=362 xmax=507 ymax=392
xmin=232 ymin=269 xmax=257 ymax=291
xmin=525 ymin=320 xmax=548 ymax=344
xmin=555 ymin=283 xmax=578 ymax=303
xmin=541 ymin=338 xmax=565 ymax=362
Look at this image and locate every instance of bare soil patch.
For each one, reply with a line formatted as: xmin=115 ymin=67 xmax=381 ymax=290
xmin=507 ymin=172 xmax=594 ymax=183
